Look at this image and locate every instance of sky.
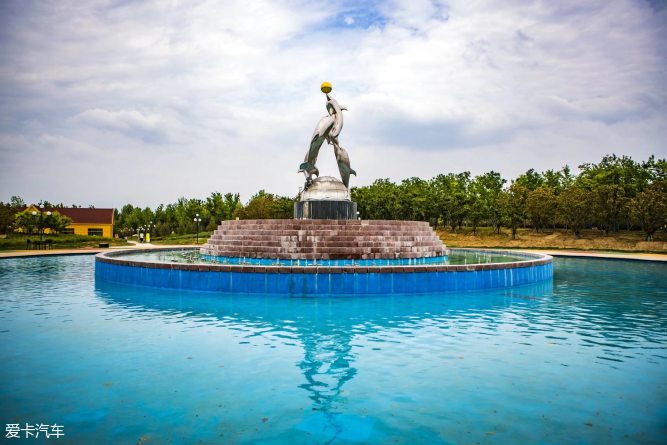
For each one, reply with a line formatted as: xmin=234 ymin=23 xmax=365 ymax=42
xmin=1 ymin=0 xmax=666 ymax=209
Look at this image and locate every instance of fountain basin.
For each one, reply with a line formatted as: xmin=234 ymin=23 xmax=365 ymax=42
xmin=95 ymin=248 xmax=553 ymax=295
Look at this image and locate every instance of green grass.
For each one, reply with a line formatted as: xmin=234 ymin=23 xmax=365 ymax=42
xmin=0 ymin=234 xmax=130 ymax=251
xmin=151 ymin=231 xmax=213 ymax=245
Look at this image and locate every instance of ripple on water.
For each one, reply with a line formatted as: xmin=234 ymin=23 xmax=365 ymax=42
xmin=0 ymin=255 xmax=666 ymax=444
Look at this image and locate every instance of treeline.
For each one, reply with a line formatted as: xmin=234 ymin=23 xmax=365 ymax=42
xmin=352 ymin=154 xmax=666 ymax=240
xmin=114 ymin=190 xmax=294 ymax=238
xmin=2 ymin=154 xmax=665 ymax=241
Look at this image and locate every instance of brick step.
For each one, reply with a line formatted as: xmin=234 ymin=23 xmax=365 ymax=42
xmin=216 ymin=220 xmax=429 ymax=226
xmin=206 ymin=237 xmax=442 ymax=245
xmin=209 ymin=235 xmax=435 ymax=243
xmin=201 ymin=219 xmax=446 ymax=260
xmin=205 ymin=242 xmax=444 ymax=251
xmin=205 ymin=243 xmax=444 ymax=252
xmin=201 ymin=251 xmax=442 ymax=260
xmin=214 ymin=226 xmax=433 ymax=235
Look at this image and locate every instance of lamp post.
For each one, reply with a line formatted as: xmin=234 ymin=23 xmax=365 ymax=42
xmin=35 ymin=204 xmax=52 ymax=241
xmin=31 ymin=210 xmax=37 ymax=236
xmin=194 ymin=213 xmax=202 ymax=244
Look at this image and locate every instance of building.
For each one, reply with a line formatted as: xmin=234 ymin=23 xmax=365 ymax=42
xmin=24 ymin=205 xmax=115 ymax=237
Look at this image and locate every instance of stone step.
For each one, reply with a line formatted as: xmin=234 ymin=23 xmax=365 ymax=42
xmin=211 ymin=227 xmax=435 ymax=235
xmin=201 ymin=219 xmax=446 ymax=260
xmin=207 ymin=237 xmax=438 ymax=245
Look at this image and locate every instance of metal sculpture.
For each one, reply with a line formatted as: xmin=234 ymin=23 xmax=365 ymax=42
xmin=299 ymin=82 xmax=356 ymax=189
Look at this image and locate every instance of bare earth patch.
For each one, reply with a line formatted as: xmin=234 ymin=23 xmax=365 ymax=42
xmin=438 ymin=228 xmax=667 ymax=253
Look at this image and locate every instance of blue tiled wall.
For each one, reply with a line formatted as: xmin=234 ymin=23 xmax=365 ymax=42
xmin=96 ymin=261 xmax=553 ymax=296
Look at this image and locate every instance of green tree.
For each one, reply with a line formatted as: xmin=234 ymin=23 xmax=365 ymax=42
xmin=271 ymin=196 xmax=296 ymax=219
xmin=499 ymin=183 xmax=528 ymax=239
xmin=466 ymin=179 xmax=488 ymax=234
xmin=543 ymin=166 xmax=575 ymax=194
xmin=591 ymin=184 xmax=627 ymax=234
xmin=630 ymin=182 xmax=667 ymax=241
xmin=515 ymin=168 xmax=544 ymax=191
xmin=10 ymin=196 xmax=25 ymax=208
xmin=205 ymin=192 xmax=241 ymax=228
xmin=430 ymin=172 xmax=470 ymax=231
xmin=526 ymin=187 xmax=557 ymax=232
xmin=398 ymin=177 xmax=434 ymax=222
xmin=474 ymin=171 xmax=505 ymax=233
xmin=558 ymin=186 xmax=592 ymax=238
xmin=0 ymin=203 xmax=14 ymax=234
xmin=234 ymin=191 xmax=294 ymax=219
xmin=352 ymin=179 xmax=401 ymax=220
xmin=13 ymin=210 xmax=38 ymax=234
xmin=43 ymin=211 xmax=72 ymax=234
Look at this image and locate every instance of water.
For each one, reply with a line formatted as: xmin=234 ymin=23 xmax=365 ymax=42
xmin=129 ymin=249 xmax=525 ymax=266
xmin=1 ymin=255 xmax=666 ymax=444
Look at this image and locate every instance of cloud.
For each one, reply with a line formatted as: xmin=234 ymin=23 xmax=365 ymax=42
xmin=0 ymin=0 xmax=665 ymax=208
xmin=71 ymin=108 xmax=171 ymax=143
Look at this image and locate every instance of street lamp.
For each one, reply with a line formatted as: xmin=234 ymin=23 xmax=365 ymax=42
xmin=31 ymin=210 xmax=37 ymax=238
xmin=193 ymin=213 xmax=202 ymax=244
xmin=35 ymin=204 xmax=51 ymax=241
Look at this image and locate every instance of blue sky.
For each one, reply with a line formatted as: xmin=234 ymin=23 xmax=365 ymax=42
xmin=1 ymin=0 xmax=666 ymax=208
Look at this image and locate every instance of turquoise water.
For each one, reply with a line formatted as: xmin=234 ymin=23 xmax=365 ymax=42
xmin=1 ymin=255 xmax=666 ymax=444
xmin=129 ymin=249 xmax=523 ymax=266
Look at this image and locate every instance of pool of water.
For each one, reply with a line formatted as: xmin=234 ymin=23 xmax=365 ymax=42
xmin=127 ymin=249 xmax=522 ymax=266
xmin=1 ymin=255 xmax=666 ymax=444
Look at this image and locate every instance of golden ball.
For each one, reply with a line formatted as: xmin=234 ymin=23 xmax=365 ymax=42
xmin=320 ymin=82 xmax=332 ymax=94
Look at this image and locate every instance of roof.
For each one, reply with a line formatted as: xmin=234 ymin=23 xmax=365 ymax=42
xmin=24 ymin=206 xmax=114 ymax=224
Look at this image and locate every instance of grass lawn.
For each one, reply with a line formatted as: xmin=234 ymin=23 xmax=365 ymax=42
xmin=151 ymin=232 xmax=212 ymax=245
xmin=438 ymin=227 xmax=667 ymax=253
xmin=0 ymin=234 xmax=131 ymax=251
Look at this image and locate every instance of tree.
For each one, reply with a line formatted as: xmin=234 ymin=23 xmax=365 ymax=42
xmin=44 ymin=211 xmax=72 ymax=234
xmin=234 ymin=190 xmax=295 ymax=219
xmin=591 ymin=184 xmax=627 ymax=234
xmin=430 ymin=172 xmax=470 ymax=231
xmin=10 ymin=196 xmax=25 ymax=208
xmin=466 ymin=179 xmax=488 ymax=234
xmin=271 ymin=196 xmax=295 ymax=219
xmin=526 ymin=187 xmax=556 ymax=232
xmin=398 ymin=177 xmax=434 ymax=222
xmin=543 ymin=166 xmax=574 ymax=195
xmin=499 ymin=183 xmax=528 ymax=239
xmin=630 ymin=182 xmax=667 ymax=241
xmin=474 ymin=171 xmax=505 ymax=233
xmin=0 ymin=202 xmax=14 ymax=234
xmin=13 ymin=210 xmax=38 ymax=234
xmin=558 ymin=186 xmax=591 ymax=238
xmin=352 ymin=179 xmax=401 ymax=220
xmin=205 ymin=192 xmax=241 ymax=228
xmin=515 ymin=168 xmax=544 ymax=191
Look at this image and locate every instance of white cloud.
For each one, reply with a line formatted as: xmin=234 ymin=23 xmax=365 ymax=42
xmin=0 ymin=0 xmax=665 ymax=208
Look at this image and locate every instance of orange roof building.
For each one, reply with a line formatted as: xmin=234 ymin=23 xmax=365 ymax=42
xmin=25 ymin=205 xmax=115 ymax=237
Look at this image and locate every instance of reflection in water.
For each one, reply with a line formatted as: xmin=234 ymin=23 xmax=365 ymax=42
xmin=94 ymin=279 xmax=554 ymax=439
xmin=3 ymin=255 xmax=666 ymax=444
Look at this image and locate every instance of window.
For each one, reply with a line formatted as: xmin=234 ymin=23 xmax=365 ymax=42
xmin=87 ymin=228 xmax=103 ymax=236
xmin=62 ymin=228 xmax=74 ymax=235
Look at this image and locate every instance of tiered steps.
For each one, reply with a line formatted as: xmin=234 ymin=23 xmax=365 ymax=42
xmin=200 ymin=219 xmax=447 ymax=260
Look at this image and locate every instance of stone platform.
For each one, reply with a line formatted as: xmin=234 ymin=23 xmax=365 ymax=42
xmin=200 ymin=219 xmax=447 ymax=260
xmin=294 ymin=200 xmax=357 ymax=220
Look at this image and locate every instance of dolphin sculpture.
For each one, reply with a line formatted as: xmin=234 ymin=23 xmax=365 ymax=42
xmin=299 ymin=84 xmax=356 ymax=189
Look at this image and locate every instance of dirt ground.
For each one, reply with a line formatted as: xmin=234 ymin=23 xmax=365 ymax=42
xmin=437 ymin=227 xmax=667 ymax=253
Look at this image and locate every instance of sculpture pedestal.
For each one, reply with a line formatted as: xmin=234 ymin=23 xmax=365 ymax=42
xmin=295 ymin=176 xmax=357 ymax=220
xmin=294 ymin=200 xmax=357 ymax=220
